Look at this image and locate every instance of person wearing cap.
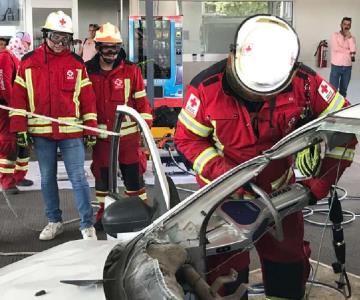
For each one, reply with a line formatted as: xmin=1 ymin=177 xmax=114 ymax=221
xmin=9 ymin=11 xmax=98 ymax=241
xmin=86 ymin=22 xmax=152 ymax=230
xmin=174 ymin=14 xmax=355 ymax=299
xmin=80 ymin=23 xmax=100 ymax=62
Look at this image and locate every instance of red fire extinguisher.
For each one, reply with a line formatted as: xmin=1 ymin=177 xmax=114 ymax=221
xmin=314 ymin=40 xmax=328 ymax=68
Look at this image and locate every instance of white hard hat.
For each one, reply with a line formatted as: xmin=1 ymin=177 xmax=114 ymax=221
xmin=228 ymin=14 xmax=300 ymax=97
xmin=43 ymin=11 xmax=73 ymax=34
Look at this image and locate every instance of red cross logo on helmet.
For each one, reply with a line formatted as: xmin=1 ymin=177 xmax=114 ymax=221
xmin=59 ymin=18 xmax=66 ymax=26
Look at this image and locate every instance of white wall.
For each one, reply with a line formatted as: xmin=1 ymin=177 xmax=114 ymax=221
xmin=78 ymin=0 xmax=120 ymax=40
xmin=294 ymin=0 xmax=359 ymax=79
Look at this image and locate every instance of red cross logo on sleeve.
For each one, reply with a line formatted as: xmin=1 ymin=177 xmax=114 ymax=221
xmin=320 ymin=84 xmax=328 ymax=94
xmin=190 ymin=98 xmax=197 ymax=107
xmin=59 ymin=18 xmax=66 ymax=26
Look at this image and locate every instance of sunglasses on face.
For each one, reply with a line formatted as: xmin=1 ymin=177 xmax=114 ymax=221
xmin=48 ymin=32 xmax=72 ymax=46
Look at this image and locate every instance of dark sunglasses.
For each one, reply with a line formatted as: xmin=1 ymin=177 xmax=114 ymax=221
xmin=98 ymin=44 xmax=122 ymax=53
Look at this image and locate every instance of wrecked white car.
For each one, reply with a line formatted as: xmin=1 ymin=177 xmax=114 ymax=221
xmin=0 ymin=104 xmax=359 ymax=299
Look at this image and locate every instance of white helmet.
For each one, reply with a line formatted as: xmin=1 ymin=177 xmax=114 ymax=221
xmin=43 ymin=11 xmax=73 ymax=34
xmin=227 ymin=14 xmax=300 ymax=98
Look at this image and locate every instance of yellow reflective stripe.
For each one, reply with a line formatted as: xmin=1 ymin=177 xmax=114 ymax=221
xmin=124 ymin=78 xmax=130 ymax=105
xmin=14 ymin=75 xmax=26 ymax=88
xmin=0 ymin=159 xmax=16 ymax=165
xmin=120 ymin=125 xmax=138 ymax=137
xmin=193 ymin=147 xmax=219 ymax=174
xmin=134 ymin=89 xmax=146 ymax=99
xmin=139 ymin=192 xmax=148 ymax=201
xmin=28 ymin=118 xmax=52 ymax=125
xmin=98 ymin=124 xmax=108 ymax=139
xmin=0 ymin=167 xmax=15 ymax=173
xmin=96 ymin=191 xmax=107 ymax=203
xmin=15 ymin=165 xmax=28 ymax=171
xmin=325 ymin=147 xmax=355 ymax=161
xmin=199 ymin=174 xmax=211 ymax=184
xmin=121 ymin=121 xmax=136 ymax=127
xmin=28 ymin=126 xmax=52 ymax=134
xmin=80 ymin=78 xmax=92 ymax=88
xmin=178 ymin=109 xmax=212 ymax=138
xmin=9 ymin=109 xmax=27 ymax=117
xmin=25 ymin=69 xmax=35 ymax=112
xmin=59 ymin=126 xmax=83 ymax=133
xmin=210 ymin=120 xmax=224 ymax=152
xmin=140 ymin=113 xmax=153 ymax=120
xmin=82 ymin=113 xmax=97 ymax=121
xmin=271 ymin=168 xmax=293 ymax=191
xmin=319 ymin=92 xmax=345 ymax=117
xmin=72 ymin=69 xmax=82 ymax=118
xmin=16 ymin=157 xmax=29 ymax=163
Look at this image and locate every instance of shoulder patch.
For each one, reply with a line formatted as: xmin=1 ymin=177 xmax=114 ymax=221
xmin=70 ymin=52 xmax=84 ymax=63
xmin=318 ymin=80 xmax=335 ymax=103
xmin=185 ymin=93 xmax=201 ymax=117
xmin=190 ymin=59 xmax=227 ymax=88
xmin=21 ymin=50 xmax=35 ymax=61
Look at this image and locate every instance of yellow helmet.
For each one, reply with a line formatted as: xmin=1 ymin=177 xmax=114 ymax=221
xmin=94 ymin=22 xmax=122 ymax=44
xmin=43 ymin=11 xmax=73 ymax=34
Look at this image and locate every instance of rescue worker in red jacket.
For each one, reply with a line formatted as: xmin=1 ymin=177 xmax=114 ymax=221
xmin=85 ymin=23 xmax=153 ymax=229
xmin=0 ymin=39 xmax=33 ymax=194
xmin=174 ymin=15 xmax=355 ymax=300
xmin=9 ymin=11 xmax=98 ymax=240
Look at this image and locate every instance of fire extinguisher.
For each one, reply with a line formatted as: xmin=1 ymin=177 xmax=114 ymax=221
xmin=314 ymin=40 xmax=328 ymax=68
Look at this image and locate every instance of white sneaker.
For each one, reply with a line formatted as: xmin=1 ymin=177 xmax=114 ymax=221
xmin=39 ymin=222 xmax=64 ymax=240
xmin=81 ymin=226 xmax=97 ymax=240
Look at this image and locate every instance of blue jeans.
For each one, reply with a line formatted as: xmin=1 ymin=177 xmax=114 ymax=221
xmin=33 ymin=137 xmax=93 ymax=230
xmin=329 ymin=64 xmax=352 ymax=97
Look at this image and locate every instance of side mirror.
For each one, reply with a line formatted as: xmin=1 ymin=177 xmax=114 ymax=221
xmin=102 ymin=196 xmax=153 ymax=234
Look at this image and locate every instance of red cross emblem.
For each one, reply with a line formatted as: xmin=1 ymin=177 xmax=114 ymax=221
xmin=245 ymin=45 xmax=252 ymax=52
xmin=59 ymin=18 xmax=66 ymax=26
xmin=190 ymin=98 xmax=197 ymax=107
xmin=321 ymin=84 xmax=328 ymax=94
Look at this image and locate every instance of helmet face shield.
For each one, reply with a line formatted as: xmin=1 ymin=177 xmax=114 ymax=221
xmin=230 ymin=15 xmax=300 ymax=97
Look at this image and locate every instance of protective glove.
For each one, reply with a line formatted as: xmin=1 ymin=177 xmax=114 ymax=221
xmin=84 ymin=135 xmax=96 ymax=148
xmin=16 ymin=132 xmax=29 ymax=148
xmin=295 ymin=143 xmax=322 ymax=177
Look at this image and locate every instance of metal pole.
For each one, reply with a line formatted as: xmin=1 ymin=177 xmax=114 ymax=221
xmin=145 ymin=0 xmax=155 ymax=107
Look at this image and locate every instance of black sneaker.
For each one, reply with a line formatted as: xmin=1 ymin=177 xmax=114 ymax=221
xmin=4 ymin=186 xmax=20 ymax=195
xmin=16 ymin=179 xmax=34 ymax=187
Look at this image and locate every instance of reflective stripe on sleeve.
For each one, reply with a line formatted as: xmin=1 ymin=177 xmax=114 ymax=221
xmin=134 ymin=89 xmax=146 ymax=99
xmin=325 ymin=147 xmax=355 ymax=161
xmin=319 ymin=92 xmax=345 ymax=117
xmin=82 ymin=113 xmax=97 ymax=121
xmin=140 ymin=113 xmax=153 ymax=121
xmin=9 ymin=109 xmax=27 ymax=117
xmin=271 ymin=168 xmax=294 ymax=191
xmin=178 ymin=109 xmax=212 ymax=137
xmin=193 ymin=147 xmax=220 ymax=174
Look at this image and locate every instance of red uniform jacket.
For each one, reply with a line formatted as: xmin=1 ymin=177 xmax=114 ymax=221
xmin=175 ymin=60 xmax=355 ymax=200
xmin=86 ymin=54 xmax=152 ymax=164
xmin=9 ymin=44 xmax=97 ymax=139
xmin=0 ymin=50 xmax=19 ymax=141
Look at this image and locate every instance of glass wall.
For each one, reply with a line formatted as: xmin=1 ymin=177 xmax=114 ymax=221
xmin=0 ymin=0 xmax=25 ymax=39
xmin=181 ymin=1 xmax=293 ymax=54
